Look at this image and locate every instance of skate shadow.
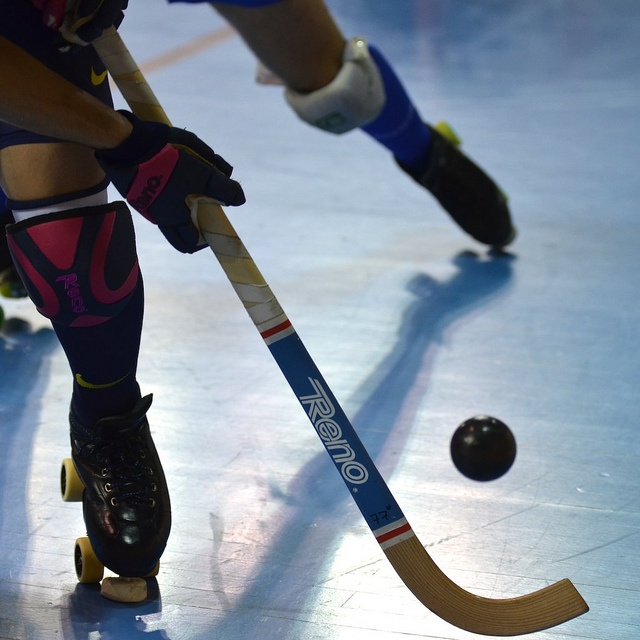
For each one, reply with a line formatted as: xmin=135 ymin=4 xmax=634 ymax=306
xmin=60 ymin=581 xmax=170 ymax=640
xmin=197 ymin=249 xmax=516 ymax=639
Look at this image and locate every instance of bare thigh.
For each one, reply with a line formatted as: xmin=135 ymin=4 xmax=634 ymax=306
xmin=212 ymin=0 xmax=346 ymax=92
xmin=0 ymin=142 xmax=104 ymax=202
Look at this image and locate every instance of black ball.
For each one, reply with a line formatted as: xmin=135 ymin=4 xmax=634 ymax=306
xmin=450 ymin=416 xmax=516 ymax=481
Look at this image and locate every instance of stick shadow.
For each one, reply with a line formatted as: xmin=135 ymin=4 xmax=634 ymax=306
xmin=200 ymin=249 xmax=515 ymax=638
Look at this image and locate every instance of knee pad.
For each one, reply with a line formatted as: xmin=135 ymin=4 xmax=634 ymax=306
xmin=285 ymin=37 xmax=386 ymax=134
xmin=6 ymin=201 xmax=140 ymax=327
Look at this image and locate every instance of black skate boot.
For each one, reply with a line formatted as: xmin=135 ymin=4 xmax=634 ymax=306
xmin=69 ymin=394 xmax=171 ymax=577
xmin=398 ymin=122 xmax=516 ymax=247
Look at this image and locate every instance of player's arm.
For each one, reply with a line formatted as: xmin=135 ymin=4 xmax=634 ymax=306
xmin=0 ymin=36 xmax=245 ymax=253
xmin=0 ymin=35 xmax=131 ymax=149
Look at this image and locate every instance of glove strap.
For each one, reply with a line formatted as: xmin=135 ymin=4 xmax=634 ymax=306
xmin=95 ymin=110 xmax=170 ymax=166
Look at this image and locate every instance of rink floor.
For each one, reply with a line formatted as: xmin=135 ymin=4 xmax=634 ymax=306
xmin=1 ymin=1 xmax=638 ymax=638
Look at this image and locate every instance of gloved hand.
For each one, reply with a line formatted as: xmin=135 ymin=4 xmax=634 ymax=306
xmin=32 ymin=0 xmax=128 ymax=44
xmin=96 ymin=111 xmax=246 ymax=253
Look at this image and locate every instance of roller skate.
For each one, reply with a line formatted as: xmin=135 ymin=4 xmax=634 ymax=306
xmin=1 ymin=212 xmax=27 ymax=330
xmin=0 ymin=264 xmax=27 ymax=300
xmin=398 ymin=121 xmax=516 ymax=248
xmin=1 ymin=209 xmax=27 ymax=302
xmin=61 ymin=394 xmax=171 ymax=602
xmin=0 ymin=265 xmax=27 ymax=331
xmin=0 ymin=224 xmax=27 ymax=298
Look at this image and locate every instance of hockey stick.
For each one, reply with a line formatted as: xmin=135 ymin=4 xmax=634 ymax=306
xmin=93 ymin=28 xmax=588 ymax=636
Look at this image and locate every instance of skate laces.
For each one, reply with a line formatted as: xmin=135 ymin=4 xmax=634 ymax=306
xmin=93 ymin=427 xmax=158 ymax=508
xmin=70 ymin=396 xmax=159 ymax=509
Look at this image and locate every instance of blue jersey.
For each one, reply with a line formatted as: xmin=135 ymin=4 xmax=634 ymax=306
xmin=0 ymin=0 xmax=113 ymax=149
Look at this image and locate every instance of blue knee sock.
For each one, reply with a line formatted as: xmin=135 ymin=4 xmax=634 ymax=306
xmin=362 ymin=45 xmax=432 ymax=174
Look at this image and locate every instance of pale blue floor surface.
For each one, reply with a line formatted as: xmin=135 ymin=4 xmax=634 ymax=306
xmin=1 ymin=1 xmax=638 ymax=638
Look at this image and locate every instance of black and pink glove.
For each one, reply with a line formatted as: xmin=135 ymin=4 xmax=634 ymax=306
xmin=32 ymin=0 xmax=128 ymax=44
xmin=96 ymin=111 xmax=246 ymax=253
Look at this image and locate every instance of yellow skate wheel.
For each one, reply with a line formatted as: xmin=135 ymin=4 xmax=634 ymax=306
xmin=74 ymin=537 xmax=104 ymax=584
xmin=435 ymin=120 xmax=462 ymax=146
xmin=61 ymin=458 xmax=84 ymax=502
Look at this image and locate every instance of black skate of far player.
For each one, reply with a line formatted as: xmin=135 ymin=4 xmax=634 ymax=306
xmin=397 ymin=122 xmax=516 ymax=248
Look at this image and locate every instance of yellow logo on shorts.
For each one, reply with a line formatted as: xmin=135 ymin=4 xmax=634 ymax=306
xmin=90 ymin=67 xmax=109 ymax=86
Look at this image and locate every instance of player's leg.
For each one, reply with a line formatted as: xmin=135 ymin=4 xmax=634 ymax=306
xmin=2 ymin=144 xmax=171 ymax=576
xmin=212 ymin=0 xmax=344 ymax=92
xmin=207 ymin=0 xmax=515 ymax=246
xmin=1 ymin=142 xmax=143 ymax=424
xmin=0 ymin=2 xmax=170 ymax=577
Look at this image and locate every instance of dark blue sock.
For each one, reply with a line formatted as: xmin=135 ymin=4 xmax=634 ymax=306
xmin=55 ymin=280 xmax=145 ymax=426
xmin=362 ymin=45 xmax=432 ymax=174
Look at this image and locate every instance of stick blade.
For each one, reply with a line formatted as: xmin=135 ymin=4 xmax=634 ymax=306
xmin=384 ymin=535 xmax=589 ymax=636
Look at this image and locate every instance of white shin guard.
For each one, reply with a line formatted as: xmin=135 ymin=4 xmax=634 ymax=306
xmin=284 ymin=38 xmax=386 ymax=134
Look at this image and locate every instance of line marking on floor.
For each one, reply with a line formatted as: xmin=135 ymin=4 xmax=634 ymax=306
xmin=139 ymin=26 xmax=238 ymax=75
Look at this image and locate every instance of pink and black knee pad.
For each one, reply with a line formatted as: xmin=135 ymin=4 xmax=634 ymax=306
xmin=6 ymin=202 xmax=140 ymax=327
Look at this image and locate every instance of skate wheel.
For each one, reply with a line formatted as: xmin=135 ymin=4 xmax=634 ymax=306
xmin=101 ymin=577 xmax=148 ymax=603
xmin=61 ymin=458 xmax=84 ymax=502
xmin=75 ymin=537 xmax=104 ymax=583
xmin=435 ymin=120 xmax=462 ymax=146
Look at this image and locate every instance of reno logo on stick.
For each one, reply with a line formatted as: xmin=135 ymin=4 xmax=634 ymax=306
xmin=300 ymin=378 xmax=369 ymax=486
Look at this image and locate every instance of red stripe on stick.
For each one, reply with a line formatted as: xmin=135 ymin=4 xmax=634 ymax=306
xmin=376 ymin=522 xmax=412 ymax=544
xmin=261 ymin=320 xmax=292 ymax=340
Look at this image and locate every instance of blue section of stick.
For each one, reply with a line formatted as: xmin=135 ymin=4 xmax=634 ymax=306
xmin=268 ymin=332 xmax=406 ymax=534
